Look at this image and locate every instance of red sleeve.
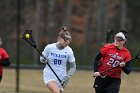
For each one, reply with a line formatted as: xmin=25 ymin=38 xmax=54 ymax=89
xmin=1 ymin=48 xmax=9 ymax=59
xmin=100 ymin=45 xmax=108 ymax=56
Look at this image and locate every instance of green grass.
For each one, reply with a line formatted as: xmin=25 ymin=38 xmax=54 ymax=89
xmin=0 ymin=68 xmax=140 ymax=93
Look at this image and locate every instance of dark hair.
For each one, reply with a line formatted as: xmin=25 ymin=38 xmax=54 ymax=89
xmin=58 ymin=26 xmax=71 ymax=39
xmin=120 ymin=29 xmax=128 ymax=39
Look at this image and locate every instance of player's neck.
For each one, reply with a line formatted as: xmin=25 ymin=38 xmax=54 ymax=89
xmin=116 ymin=45 xmax=123 ymax=50
xmin=56 ymin=42 xmax=64 ymax=50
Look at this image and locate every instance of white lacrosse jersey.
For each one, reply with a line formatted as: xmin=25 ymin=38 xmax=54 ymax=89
xmin=42 ymin=43 xmax=75 ymax=79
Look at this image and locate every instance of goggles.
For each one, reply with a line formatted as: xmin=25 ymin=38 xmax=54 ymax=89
xmin=114 ymin=37 xmax=125 ymax=42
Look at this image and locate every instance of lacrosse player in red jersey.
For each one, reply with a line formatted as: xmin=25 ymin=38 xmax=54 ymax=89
xmin=40 ymin=26 xmax=76 ymax=93
xmin=93 ymin=29 xmax=131 ymax=93
xmin=0 ymin=37 xmax=10 ymax=82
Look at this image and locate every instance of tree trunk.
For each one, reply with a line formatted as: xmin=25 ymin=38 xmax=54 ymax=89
xmin=83 ymin=0 xmax=94 ymax=65
xmin=62 ymin=0 xmax=73 ymax=30
xmin=96 ymin=0 xmax=108 ymax=44
xmin=47 ymin=0 xmax=56 ymax=43
xmin=120 ymin=0 xmax=127 ymax=29
xmin=33 ymin=0 xmax=41 ymax=65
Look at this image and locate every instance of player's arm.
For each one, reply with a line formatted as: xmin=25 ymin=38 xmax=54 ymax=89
xmin=121 ymin=61 xmax=131 ymax=74
xmin=121 ymin=52 xmax=131 ymax=75
xmin=94 ymin=45 xmax=107 ymax=72
xmin=93 ymin=52 xmax=103 ymax=77
xmin=67 ymin=61 xmax=76 ymax=77
xmin=93 ymin=52 xmax=102 ymax=72
xmin=61 ymin=61 xmax=76 ymax=87
xmin=67 ymin=48 xmax=76 ymax=77
xmin=0 ymin=58 xmax=10 ymax=66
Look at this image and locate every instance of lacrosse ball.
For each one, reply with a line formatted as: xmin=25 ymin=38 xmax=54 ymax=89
xmin=25 ymin=34 xmax=30 ymax=38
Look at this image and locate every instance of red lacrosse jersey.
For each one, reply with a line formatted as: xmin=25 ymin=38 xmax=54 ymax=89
xmin=98 ymin=43 xmax=131 ymax=78
xmin=0 ymin=48 xmax=9 ymax=76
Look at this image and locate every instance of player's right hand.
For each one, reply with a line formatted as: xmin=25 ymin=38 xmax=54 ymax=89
xmin=40 ymin=56 xmax=48 ymax=63
xmin=93 ymin=72 xmax=101 ymax=77
xmin=120 ymin=61 xmax=125 ymax=67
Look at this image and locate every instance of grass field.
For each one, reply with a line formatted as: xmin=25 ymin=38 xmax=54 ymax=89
xmin=0 ymin=68 xmax=140 ymax=93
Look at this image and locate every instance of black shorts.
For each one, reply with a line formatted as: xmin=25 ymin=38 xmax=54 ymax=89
xmin=93 ymin=76 xmax=121 ymax=93
xmin=0 ymin=76 xmax=2 ymax=82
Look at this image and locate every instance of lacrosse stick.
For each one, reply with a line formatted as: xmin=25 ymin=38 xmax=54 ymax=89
xmin=22 ymin=30 xmax=62 ymax=84
xmin=100 ymin=54 xmax=140 ymax=75
xmin=106 ymin=29 xmax=113 ymax=43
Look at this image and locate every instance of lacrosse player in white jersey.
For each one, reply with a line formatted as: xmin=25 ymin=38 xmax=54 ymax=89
xmin=40 ymin=26 xmax=76 ymax=93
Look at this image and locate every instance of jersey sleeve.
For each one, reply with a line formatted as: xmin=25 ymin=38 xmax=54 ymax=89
xmin=2 ymin=48 xmax=9 ymax=59
xmin=68 ymin=48 xmax=75 ymax=62
xmin=100 ymin=45 xmax=108 ymax=56
xmin=42 ymin=44 xmax=50 ymax=58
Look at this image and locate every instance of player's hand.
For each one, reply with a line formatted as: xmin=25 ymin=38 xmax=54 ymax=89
xmin=40 ymin=56 xmax=48 ymax=63
xmin=61 ymin=76 xmax=70 ymax=88
xmin=93 ymin=72 xmax=101 ymax=77
xmin=120 ymin=61 xmax=125 ymax=67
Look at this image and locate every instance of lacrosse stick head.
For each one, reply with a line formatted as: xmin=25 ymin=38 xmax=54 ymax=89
xmin=107 ymin=29 xmax=113 ymax=35
xmin=136 ymin=54 xmax=140 ymax=60
xmin=22 ymin=30 xmax=37 ymax=48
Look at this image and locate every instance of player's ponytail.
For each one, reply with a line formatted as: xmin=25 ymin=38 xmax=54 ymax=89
xmin=61 ymin=26 xmax=67 ymax=32
xmin=120 ymin=29 xmax=128 ymax=39
xmin=58 ymin=26 xmax=72 ymax=40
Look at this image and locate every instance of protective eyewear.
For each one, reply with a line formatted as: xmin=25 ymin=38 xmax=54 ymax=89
xmin=114 ymin=37 xmax=125 ymax=42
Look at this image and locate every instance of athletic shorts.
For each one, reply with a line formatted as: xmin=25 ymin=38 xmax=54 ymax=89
xmin=0 ymin=76 xmax=2 ymax=82
xmin=93 ymin=76 xmax=121 ymax=91
xmin=43 ymin=70 xmax=64 ymax=91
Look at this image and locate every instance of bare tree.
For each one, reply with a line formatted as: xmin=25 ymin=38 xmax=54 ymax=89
xmin=24 ymin=0 xmax=30 ymax=29
xmin=96 ymin=0 xmax=108 ymax=43
xmin=62 ymin=0 xmax=73 ymax=30
xmin=83 ymin=0 xmax=94 ymax=64
xmin=120 ymin=0 xmax=127 ymax=29
xmin=47 ymin=0 xmax=56 ymax=43
xmin=33 ymin=0 xmax=41 ymax=65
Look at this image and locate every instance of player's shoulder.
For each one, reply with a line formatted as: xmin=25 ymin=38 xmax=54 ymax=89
xmin=0 ymin=48 xmax=6 ymax=52
xmin=0 ymin=47 xmax=8 ymax=54
xmin=65 ymin=46 xmax=73 ymax=52
xmin=103 ymin=43 xmax=115 ymax=49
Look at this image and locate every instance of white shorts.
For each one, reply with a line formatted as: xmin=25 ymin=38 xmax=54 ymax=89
xmin=43 ymin=70 xmax=64 ymax=91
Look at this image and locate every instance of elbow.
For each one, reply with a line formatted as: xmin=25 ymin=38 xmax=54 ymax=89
xmin=126 ymin=71 xmax=131 ymax=75
xmin=73 ymin=66 xmax=76 ymax=72
xmin=6 ymin=62 xmax=11 ymax=67
xmin=125 ymin=68 xmax=131 ymax=75
xmin=73 ymin=63 xmax=76 ymax=71
xmin=122 ymin=67 xmax=131 ymax=75
xmin=8 ymin=62 xmax=11 ymax=66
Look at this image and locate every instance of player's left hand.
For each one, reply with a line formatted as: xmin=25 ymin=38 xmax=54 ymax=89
xmin=120 ymin=61 xmax=125 ymax=67
xmin=61 ymin=76 xmax=70 ymax=88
